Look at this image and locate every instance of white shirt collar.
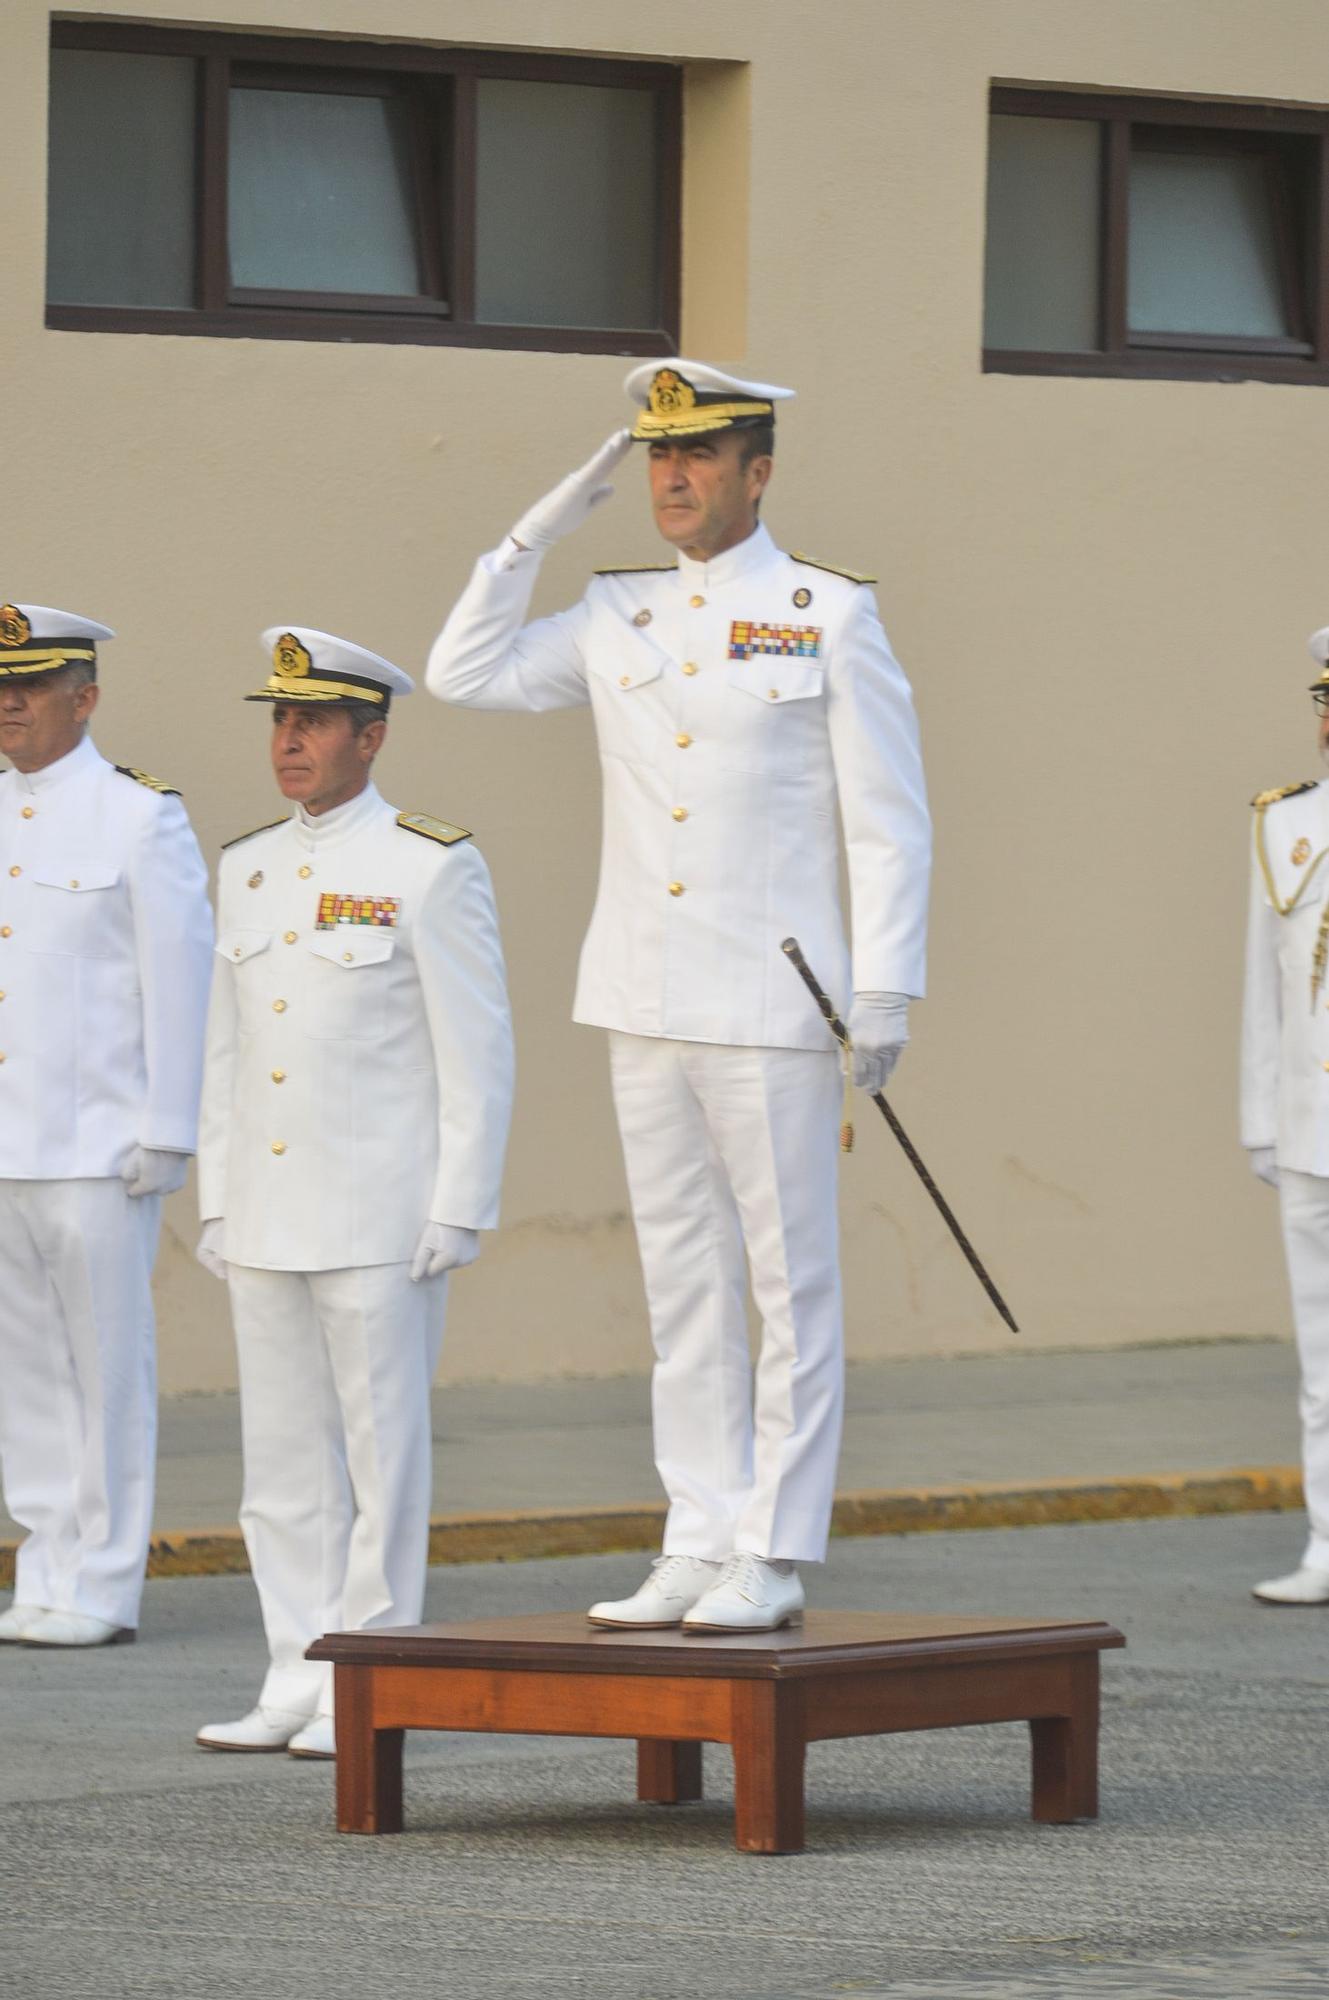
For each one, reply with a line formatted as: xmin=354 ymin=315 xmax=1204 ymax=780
xmin=674 ymin=522 xmax=777 ymax=590
xmin=11 ymin=732 xmax=104 ymax=796
xmin=294 ymin=780 xmax=384 ymax=851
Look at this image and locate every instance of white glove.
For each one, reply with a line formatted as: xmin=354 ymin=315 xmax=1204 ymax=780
xmin=121 ymin=1145 xmax=190 ymax=1199
xmin=847 ymin=993 xmax=910 ymax=1093
xmin=1249 ymin=1147 xmax=1280 ymax=1189
xmin=410 ymin=1223 xmax=480 ymax=1283
xmin=196 ymin=1218 xmax=228 ymax=1280
xmin=509 ymin=431 xmax=633 ymax=554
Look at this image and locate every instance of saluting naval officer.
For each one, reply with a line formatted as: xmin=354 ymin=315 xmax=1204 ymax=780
xmin=1240 ymin=624 xmax=1329 ymax=1607
xmin=0 ymin=603 xmax=212 ymax=1649
xmin=427 ymin=362 xmax=931 ymax=1632
xmin=195 ymin=628 xmax=513 ymax=1758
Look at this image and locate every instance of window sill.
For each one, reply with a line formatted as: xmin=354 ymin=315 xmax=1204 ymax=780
xmin=45 ymin=304 xmax=676 ymax=355
xmin=983 ymin=347 xmax=1329 ymax=387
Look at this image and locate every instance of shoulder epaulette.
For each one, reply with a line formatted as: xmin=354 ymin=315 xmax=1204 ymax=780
xmin=115 ymin=765 xmax=181 ymax=797
xmin=593 ymin=562 xmax=677 ymax=576
xmin=1251 ymin=781 xmax=1317 ymax=810
xmin=790 ymin=552 xmax=877 ymax=585
xmin=397 ymin=811 xmax=471 ymax=847
xmin=221 ymin=818 xmax=287 ymax=849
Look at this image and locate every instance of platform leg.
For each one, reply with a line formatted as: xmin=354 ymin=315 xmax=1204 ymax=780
xmin=731 ymin=1682 xmax=805 ymax=1855
xmin=335 ymin=1665 xmax=404 ymax=1835
xmin=637 ymin=1739 xmax=703 ymax=1804
xmin=1030 ymin=1654 xmax=1100 ymax=1822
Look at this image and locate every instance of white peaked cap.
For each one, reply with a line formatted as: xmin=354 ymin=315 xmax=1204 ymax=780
xmin=248 ymin=626 xmax=415 ymax=706
xmin=624 ymin=358 xmax=795 ymax=440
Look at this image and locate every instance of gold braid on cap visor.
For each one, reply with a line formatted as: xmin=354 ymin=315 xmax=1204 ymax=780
xmin=246 ymin=677 xmax=388 ymax=704
xmin=0 ymin=647 xmax=96 ymax=676
xmin=630 ymin=399 xmax=774 ymax=440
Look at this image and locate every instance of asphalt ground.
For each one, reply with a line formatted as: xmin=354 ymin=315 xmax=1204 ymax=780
xmin=0 ymin=1339 xmax=1304 ymax=1570
xmin=3 ymin=1510 xmax=1325 ymax=2000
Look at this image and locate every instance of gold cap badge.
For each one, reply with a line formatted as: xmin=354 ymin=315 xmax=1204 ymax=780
xmin=0 ymin=606 xmax=32 ymax=649
xmin=273 ymin=633 xmax=312 ymax=679
xmin=649 ymin=369 xmax=696 ymax=423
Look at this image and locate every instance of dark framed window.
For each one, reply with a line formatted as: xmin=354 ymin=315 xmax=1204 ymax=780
xmin=46 ymin=22 xmax=681 ymax=352
xmin=983 ymin=85 xmax=1329 ymax=384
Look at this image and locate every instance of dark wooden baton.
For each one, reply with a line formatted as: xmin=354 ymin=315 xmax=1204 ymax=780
xmin=781 ymin=937 xmax=1020 ymax=1334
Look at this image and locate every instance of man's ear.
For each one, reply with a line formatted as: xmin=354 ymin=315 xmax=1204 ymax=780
xmin=360 ymin=718 xmax=388 ymax=762
xmin=75 ymin=680 xmax=100 ymax=723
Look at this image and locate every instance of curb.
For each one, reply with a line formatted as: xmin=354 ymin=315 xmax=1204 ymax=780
xmin=0 ymin=1465 xmax=1304 ymax=1586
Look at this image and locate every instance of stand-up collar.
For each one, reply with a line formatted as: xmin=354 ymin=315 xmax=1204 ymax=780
xmin=675 ymin=522 xmax=778 ymax=591
xmin=10 ymin=732 xmax=104 ymax=796
xmin=294 ymin=781 xmax=385 ymax=852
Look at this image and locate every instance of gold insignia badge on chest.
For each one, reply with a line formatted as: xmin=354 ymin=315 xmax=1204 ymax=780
xmin=315 ymin=893 xmax=401 ymax=931
xmin=728 ymin=620 xmax=823 ymax=662
xmin=793 ymin=586 xmax=812 ymax=609
xmin=248 ymin=870 xmax=264 ymax=889
xmin=1292 ymin=838 xmax=1312 ymax=866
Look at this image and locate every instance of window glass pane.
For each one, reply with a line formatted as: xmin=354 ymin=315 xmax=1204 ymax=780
xmin=228 ymin=87 xmax=423 ymax=295
xmin=475 ymin=79 xmax=659 ymax=328
xmin=47 ymin=49 xmax=196 ymax=309
xmin=1128 ymin=149 xmax=1288 ymax=337
xmin=983 ymin=114 xmax=1101 ymax=352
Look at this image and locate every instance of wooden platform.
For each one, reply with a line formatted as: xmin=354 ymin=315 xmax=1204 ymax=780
xmin=307 ymin=1610 xmax=1125 ymax=1855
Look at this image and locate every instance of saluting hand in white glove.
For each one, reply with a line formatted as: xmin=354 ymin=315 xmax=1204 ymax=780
xmin=847 ymin=994 xmax=911 ymax=1093
xmin=509 ymin=430 xmax=634 ymax=554
xmin=196 ymin=1218 xmax=228 ymax=1280
xmin=122 ymin=1145 xmax=190 ymax=1199
xmin=410 ymin=1222 xmax=480 ymax=1283
xmin=1248 ymin=1146 xmax=1280 ymax=1189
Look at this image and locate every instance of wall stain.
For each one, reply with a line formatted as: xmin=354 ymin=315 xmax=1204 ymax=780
xmin=1003 ymin=1155 xmax=1092 ymax=1216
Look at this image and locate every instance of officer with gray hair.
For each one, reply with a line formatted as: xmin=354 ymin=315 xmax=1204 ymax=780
xmin=0 ymin=603 xmax=212 ymax=1648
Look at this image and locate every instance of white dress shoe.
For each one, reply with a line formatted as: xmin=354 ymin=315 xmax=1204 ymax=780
xmin=288 ymin=1714 xmax=336 ymax=1760
xmin=21 ymin=1610 xmax=135 ymax=1647
xmin=1252 ymin=1564 xmax=1329 ymax=1605
xmin=0 ymin=1603 xmax=51 ymax=1644
xmin=682 ymin=1553 xmax=805 ymax=1633
xmin=587 ymin=1554 xmax=723 ymax=1628
xmin=196 ymin=1705 xmax=311 ymax=1752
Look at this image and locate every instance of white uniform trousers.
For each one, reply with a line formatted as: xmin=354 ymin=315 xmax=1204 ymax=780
xmin=1276 ymin=1170 xmax=1329 ymax=1568
xmin=0 ymin=1178 xmax=160 ymax=1627
xmin=227 ymin=1260 xmax=446 ymax=1718
xmin=608 ymin=1033 xmax=844 ymax=1564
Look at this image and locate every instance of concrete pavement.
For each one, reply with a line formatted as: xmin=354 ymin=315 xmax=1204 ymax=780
xmin=0 ymin=1337 xmax=1306 ymax=1578
xmin=3 ymin=1511 xmax=1326 ymax=1999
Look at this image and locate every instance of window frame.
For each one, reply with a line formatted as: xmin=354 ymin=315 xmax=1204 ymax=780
xmin=46 ymin=20 xmax=682 ymax=353
xmin=984 ymin=84 xmax=1329 ymax=385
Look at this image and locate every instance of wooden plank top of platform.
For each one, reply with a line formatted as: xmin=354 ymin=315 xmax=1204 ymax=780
xmin=307 ymin=1610 xmax=1125 ymax=1678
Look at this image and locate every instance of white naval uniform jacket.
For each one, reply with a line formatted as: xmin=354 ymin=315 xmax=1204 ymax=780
xmin=197 ymin=784 xmax=514 ymax=1271
xmin=0 ymin=734 xmax=213 ymax=1177
xmin=427 ymin=522 xmax=930 ymax=1050
xmin=1241 ymin=779 xmax=1329 ymax=1174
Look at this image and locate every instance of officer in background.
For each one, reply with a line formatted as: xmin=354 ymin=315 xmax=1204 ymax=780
xmin=427 ymin=362 xmax=930 ymax=1632
xmin=0 ymin=603 xmax=212 ymax=1648
xmin=195 ymin=628 xmax=513 ymax=1758
xmin=1241 ymin=625 xmax=1329 ymax=1606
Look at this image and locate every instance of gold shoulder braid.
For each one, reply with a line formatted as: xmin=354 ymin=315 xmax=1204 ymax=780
xmin=221 ymin=818 xmax=286 ymax=849
xmin=1251 ymin=782 xmax=1323 ymax=917
xmin=790 ymin=553 xmax=877 ymax=585
xmin=115 ymin=765 xmax=181 ymax=797
xmin=397 ymin=812 xmax=471 ymax=847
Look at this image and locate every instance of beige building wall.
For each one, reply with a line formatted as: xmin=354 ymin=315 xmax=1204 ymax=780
xmin=5 ymin=0 xmax=1326 ymax=1391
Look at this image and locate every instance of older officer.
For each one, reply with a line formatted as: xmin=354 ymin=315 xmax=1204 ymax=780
xmin=1240 ymin=624 xmax=1329 ymax=1607
xmin=195 ymin=628 xmax=513 ymax=1758
xmin=427 ymin=362 xmax=930 ymax=1632
xmin=0 ymin=603 xmax=212 ymax=1648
